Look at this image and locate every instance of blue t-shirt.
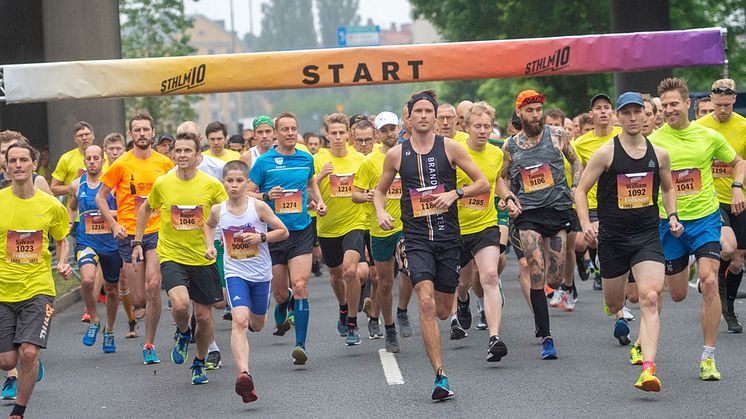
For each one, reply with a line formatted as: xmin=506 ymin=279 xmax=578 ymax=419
xmin=249 ymin=147 xmax=314 ymax=231
xmin=76 ymin=175 xmax=118 ymax=252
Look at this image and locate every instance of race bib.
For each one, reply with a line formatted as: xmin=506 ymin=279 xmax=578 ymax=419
xmin=82 ymin=211 xmax=111 ymax=235
xmin=170 ymin=205 xmax=203 ymax=231
xmin=6 ymin=230 xmax=43 ymax=264
xmin=134 ymin=195 xmax=159 ymax=220
xmin=387 ymin=176 xmax=403 ymax=199
xmin=275 ymin=189 xmax=302 ymax=214
xmin=616 ymin=172 xmax=654 ymax=209
xmin=223 ymin=225 xmax=259 ymax=260
xmin=410 ymin=184 xmax=447 ymax=218
xmin=330 ymin=174 xmax=354 ymax=197
xmin=712 ymin=160 xmax=732 ymax=179
xmin=673 ymin=168 xmax=702 ymax=197
xmin=462 ymin=187 xmax=490 ymax=211
xmin=520 ymin=163 xmax=555 ymax=193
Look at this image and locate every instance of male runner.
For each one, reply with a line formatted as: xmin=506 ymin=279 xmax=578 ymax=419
xmin=0 ymin=132 xmax=52 ymax=194
xmin=134 ymin=132 xmax=227 ymax=384
xmin=51 ymin=121 xmax=104 ymax=197
xmin=695 ymin=96 xmax=716 ymax=119
xmin=0 ymin=142 xmax=73 ymax=419
xmin=649 ymin=77 xmax=745 ymax=381
xmin=204 ymin=160 xmax=289 ymax=402
xmin=435 ymin=103 xmax=457 ymax=138
xmin=303 ymin=133 xmax=324 ymax=276
xmin=97 ymin=112 xmax=175 ymax=364
xmin=241 ymin=116 xmax=275 ymax=168
xmin=204 ymin=121 xmax=242 ymax=162
xmin=248 ymin=112 xmax=325 ymax=365
xmin=374 ymin=90 xmax=489 ymax=400
xmin=642 ymin=96 xmax=658 ymax=138
xmin=576 ymin=92 xmax=681 ymax=391
xmin=227 ymin=135 xmax=245 ymax=154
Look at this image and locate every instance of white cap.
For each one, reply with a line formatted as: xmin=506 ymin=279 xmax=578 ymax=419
xmin=374 ymin=111 xmax=399 ymax=130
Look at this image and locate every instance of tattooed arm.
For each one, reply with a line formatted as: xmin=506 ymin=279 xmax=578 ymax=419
xmin=550 ymin=126 xmax=582 ymax=188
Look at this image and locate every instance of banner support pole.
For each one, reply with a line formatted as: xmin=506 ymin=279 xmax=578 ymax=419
xmin=721 ymin=27 xmax=729 ymax=78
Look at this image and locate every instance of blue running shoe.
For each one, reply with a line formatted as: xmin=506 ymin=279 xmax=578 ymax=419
xmin=2 ymin=376 xmax=16 ymax=400
xmin=191 ymin=358 xmax=209 ymax=385
xmin=37 ymin=358 xmax=44 ymax=382
xmin=82 ymin=322 xmax=101 ymax=346
xmin=613 ymin=318 xmax=631 ymax=345
xmin=143 ymin=343 xmax=160 ymax=365
xmin=346 ymin=326 xmax=361 ymax=346
xmin=102 ymin=331 xmax=116 ymax=353
xmin=171 ymin=329 xmax=190 ymax=365
xmin=541 ymin=337 xmax=558 ymax=359
xmin=431 ymin=373 xmax=454 ymax=401
xmin=274 ymin=288 xmax=293 ymax=326
xmin=337 ymin=313 xmax=348 ymax=337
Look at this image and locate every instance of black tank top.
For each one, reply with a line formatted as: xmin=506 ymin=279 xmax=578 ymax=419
xmin=597 ymin=136 xmax=660 ymax=239
xmin=399 ymin=135 xmax=460 ymax=241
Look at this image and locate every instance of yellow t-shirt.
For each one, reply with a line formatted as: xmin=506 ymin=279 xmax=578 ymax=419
xmin=456 ymin=142 xmax=502 ymax=235
xmin=314 ymin=150 xmax=366 ymax=237
xmin=695 ymin=113 xmax=746 ymax=204
xmin=204 ymin=148 xmax=242 ymax=163
xmin=353 ymin=148 xmax=403 ymax=237
xmin=100 ymin=150 xmax=175 ymax=235
xmin=148 ymin=171 xmax=227 ymax=266
xmin=0 ymin=189 xmax=69 ymax=302
xmin=453 ymin=131 xmax=469 ymax=144
xmin=572 ymin=126 xmax=622 ymax=209
xmin=52 ymin=148 xmax=109 ymax=186
xmin=296 ymin=144 xmax=311 ymax=154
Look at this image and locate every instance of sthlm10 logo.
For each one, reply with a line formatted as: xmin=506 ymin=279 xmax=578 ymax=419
xmin=161 ymin=64 xmax=207 ymax=94
xmin=524 ymin=46 xmax=571 ymax=75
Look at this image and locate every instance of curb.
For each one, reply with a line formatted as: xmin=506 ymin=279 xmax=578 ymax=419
xmin=55 ymin=285 xmax=82 ymax=313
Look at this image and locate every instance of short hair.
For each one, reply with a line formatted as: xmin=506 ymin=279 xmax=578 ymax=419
xmin=351 ymin=120 xmax=376 ymax=139
xmin=275 ymin=112 xmax=297 ymax=128
xmin=323 ymin=113 xmax=350 ymax=132
xmin=695 ymin=96 xmax=713 ymax=115
xmin=103 ymin=132 xmax=125 ymax=147
xmin=5 ymin=142 xmax=39 ymax=164
xmin=578 ymin=113 xmax=594 ymax=129
xmin=712 ymin=78 xmax=736 ymax=91
xmin=129 ymin=112 xmax=155 ymax=131
xmin=657 ymin=77 xmax=689 ymax=98
xmin=641 ymin=94 xmax=658 ymax=114
xmin=174 ymin=132 xmax=201 ymax=152
xmin=438 ymin=103 xmax=456 ymax=113
xmin=303 ymin=132 xmax=320 ymax=142
xmin=223 ymin=160 xmax=249 ymax=177
xmin=0 ymin=130 xmax=26 ymax=145
xmin=176 ymin=121 xmax=200 ymax=136
xmin=412 ymin=89 xmax=438 ymax=101
xmin=205 ymin=121 xmax=227 ymax=138
xmin=543 ymin=108 xmax=566 ymax=123
xmin=464 ymin=101 xmax=496 ymax=127
xmin=73 ymin=121 xmax=94 ymax=136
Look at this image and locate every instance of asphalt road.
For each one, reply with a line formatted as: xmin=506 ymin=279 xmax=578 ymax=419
xmin=9 ymin=253 xmax=746 ymax=418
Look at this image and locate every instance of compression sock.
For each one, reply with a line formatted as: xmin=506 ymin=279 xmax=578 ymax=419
xmin=726 ymin=269 xmax=743 ymax=304
xmin=339 ymin=304 xmax=348 ymax=318
xmin=530 ymin=288 xmax=551 ymax=338
xmin=10 ymin=403 xmax=26 ymax=418
xmin=294 ymin=298 xmax=309 ymax=347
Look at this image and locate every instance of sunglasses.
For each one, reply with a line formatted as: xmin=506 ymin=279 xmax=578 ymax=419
xmin=712 ymin=87 xmax=736 ymax=95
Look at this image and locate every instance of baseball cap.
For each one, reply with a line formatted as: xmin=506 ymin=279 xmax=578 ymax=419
xmin=615 ymin=92 xmax=644 ymax=111
xmin=228 ymin=134 xmax=244 ymax=145
xmin=374 ymin=111 xmax=399 ymax=130
xmin=157 ymin=134 xmax=174 ymax=145
xmin=590 ymin=93 xmax=612 ymax=108
xmin=515 ymin=90 xmax=546 ymax=109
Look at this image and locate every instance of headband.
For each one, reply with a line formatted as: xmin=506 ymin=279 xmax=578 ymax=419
xmin=407 ymin=93 xmax=439 ymax=117
xmin=252 ymin=115 xmax=275 ymax=131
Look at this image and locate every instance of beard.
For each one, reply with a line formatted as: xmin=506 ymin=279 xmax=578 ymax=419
xmin=134 ymin=138 xmax=151 ymax=150
xmin=522 ymin=119 xmax=544 ymax=138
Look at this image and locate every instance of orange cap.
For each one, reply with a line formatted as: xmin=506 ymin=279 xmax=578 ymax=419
xmin=515 ymin=90 xmax=546 ymax=109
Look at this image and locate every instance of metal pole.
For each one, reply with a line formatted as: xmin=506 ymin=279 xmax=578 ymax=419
xmin=721 ymin=27 xmax=729 ymax=79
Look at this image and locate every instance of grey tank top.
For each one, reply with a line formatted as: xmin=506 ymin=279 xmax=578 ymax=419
xmin=506 ymin=125 xmax=572 ymax=210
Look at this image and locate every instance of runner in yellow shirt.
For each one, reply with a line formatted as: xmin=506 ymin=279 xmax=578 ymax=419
xmin=51 ymin=121 xmax=108 ymax=197
xmin=204 ymin=121 xmax=242 ymax=163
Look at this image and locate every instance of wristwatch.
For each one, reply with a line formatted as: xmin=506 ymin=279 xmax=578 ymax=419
xmin=260 ymin=233 xmax=267 ymax=243
xmin=131 ymin=240 xmax=142 ymax=247
xmin=262 ymin=192 xmax=271 ymax=202
xmin=732 ymin=182 xmax=743 ymax=189
xmin=455 ymin=188 xmax=464 ymax=199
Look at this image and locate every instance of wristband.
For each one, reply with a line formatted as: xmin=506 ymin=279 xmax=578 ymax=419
xmin=667 ymin=212 xmax=678 ymax=222
xmin=260 ymin=233 xmax=267 ymax=243
xmin=504 ymin=196 xmax=516 ymax=204
xmin=262 ymin=192 xmax=270 ymax=202
xmin=732 ymin=182 xmax=743 ymax=189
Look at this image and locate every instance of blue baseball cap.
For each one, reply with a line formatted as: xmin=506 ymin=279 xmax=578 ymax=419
xmin=616 ymin=92 xmax=644 ymax=111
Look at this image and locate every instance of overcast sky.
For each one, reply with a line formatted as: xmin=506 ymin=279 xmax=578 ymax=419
xmin=184 ymin=0 xmax=413 ymax=38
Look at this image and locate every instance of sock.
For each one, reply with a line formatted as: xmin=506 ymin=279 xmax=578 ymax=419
xmin=208 ymin=340 xmax=219 ymax=353
xmin=347 ymin=316 xmax=357 ymax=328
xmin=294 ymin=298 xmax=309 ymax=347
xmin=702 ymin=345 xmax=715 ymax=361
xmin=397 ymin=307 xmax=407 ymax=314
xmin=476 ymin=297 xmax=484 ymax=312
xmin=369 ymin=316 xmax=379 ymax=324
xmin=339 ymin=304 xmax=349 ymax=316
xmin=119 ymin=288 xmax=136 ymax=322
xmin=588 ymin=248 xmax=598 ymax=269
xmin=11 ymin=403 xmax=26 ymax=418
xmin=642 ymin=360 xmax=654 ymax=371
xmin=385 ymin=323 xmax=396 ymax=331
xmin=575 ymin=251 xmax=585 ymax=267
xmin=530 ymin=289 xmax=551 ymax=338
xmin=726 ymin=269 xmax=743 ymax=302
xmin=278 ymin=294 xmax=291 ymax=311
xmin=718 ymin=259 xmax=729 ymax=298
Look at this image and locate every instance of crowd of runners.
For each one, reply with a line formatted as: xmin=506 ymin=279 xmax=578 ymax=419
xmin=0 ymin=75 xmax=744 ymax=417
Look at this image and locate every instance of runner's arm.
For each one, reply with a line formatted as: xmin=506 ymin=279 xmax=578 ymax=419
xmin=245 ymin=179 xmax=264 ymax=201
xmin=307 ymin=176 xmax=326 ymax=215
xmin=256 ymin=200 xmax=290 ymax=242
xmin=656 ymin=147 xmax=677 ymax=219
xmin=240 ymin=150 xmax=252 ymax=166
xmin=68 ymin=180 xmax=80 ymax=225
xmin=352 ymin=186 xmax=369 ymax=204
xmin=133 ymin=198 xmax=154 ymax=242
xmin=727 ymin=155 xmax=746 ymax=215
xmin=50 ymin=177 xmax=69 ymax=197
xmin=574 ymin=143 xmax=612 ymax=229
xmin=34 ymin=175 xmax=53 ymax=195
xmin=500 ymin=142 xmax=512 ymax=179
xmin=55 ymin=236 xmax=73 ymax=279
xmin=373 ymin=147 xmax=400 ymax=230
xmin=204 ymin=204 xmax=220 ymax=260
xmin=446 ymin=139 xmax=489 ymax=198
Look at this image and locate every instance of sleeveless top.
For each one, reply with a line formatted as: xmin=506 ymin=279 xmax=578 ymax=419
xmin=76 ymin=174 xmax=118 ymax=252
xmin=399 ymin=135 xmax=460 ymax=241
xmin=219 ymin=197 xmax=271 ymax=282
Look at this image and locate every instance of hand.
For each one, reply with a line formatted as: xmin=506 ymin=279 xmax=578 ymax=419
xmin=431 ymin=190 xmax=457 ymax=210
xmin=57 ymin=263 xmax=73 ymax=280
xmin=731 ymin=188 xmax=745 ymax=215
xmin=497 ymin=199 xmax=507 ymax=210
xmin=582 ymin=222 xmax=598 ymax=246
xmin=268 ymin=186 xmax=284 ymax=200
xmin=319 ymin=162 xmax=334 ymax=178
xmin=205 ymin=245 xmax=217 ymax=260
xmin=377 ymin=211 xmax=395 ymax=231
xmin=307 ymin=200 xmax=317 ymax=211
xmin=113 ymin=224 xmax=127 ymax=241
xmin=131 ymin=244 xmax=144 ymax=270
xmin=366 ymin=190 xmax=374 ymax=202
xmin=669 ymin=217 xmax=684 ymax=238
xmin=507 ymin=200 xmax=522 ymax=218
xmin=239 ymin=232 xmax=262 ymax=245
xmin=316 ymin=202 xmax=328 ymax=216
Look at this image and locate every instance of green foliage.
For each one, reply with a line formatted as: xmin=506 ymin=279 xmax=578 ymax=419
xmin=119 ymin=0 xmax=200 ymax=133
xmin=255 ymin=0 xmax=317 ymax=51
xmin=317 ymin=0 xmax=361 ymax=47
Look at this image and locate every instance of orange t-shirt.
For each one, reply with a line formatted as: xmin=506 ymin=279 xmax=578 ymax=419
xmin=100 ymin=150 xmax=174 ymax=235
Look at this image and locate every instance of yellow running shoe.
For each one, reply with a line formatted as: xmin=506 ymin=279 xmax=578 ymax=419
xmin=634 ymin=366 xmax=661 ymax=392
xmin=699 ymin=358 xmax=721 ymax=381
xmin=629 ymin=343 xmax=643 ymax=365
xmin=603 ymin=303 xmax=615 ymax=317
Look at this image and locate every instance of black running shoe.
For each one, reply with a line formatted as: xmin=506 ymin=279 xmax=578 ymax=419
xmin=456 ymin=295 xmax=472 ymax=330
xmin=487 ymin=335 xmax=507 ymax=362
xmin=449 ymin=319 xmax=467 ymax=340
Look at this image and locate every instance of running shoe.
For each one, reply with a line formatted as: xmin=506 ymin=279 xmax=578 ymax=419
xmin=1 ymin=376 xmax=16 ymax=400
xmin=368 ymin=319 xmax=383 ymax=339
xmin=312 ymin=260 xmax=322 ymax=277
xmin=613 ymin=318 xmax=631 ymax=346
xmin=98 ymin=293 xmax=107 ymax=305
xmin=549 ymin=289 xmax=564 ymax=308
xmin=603 ymin=303 xmax=615 ymax=317
xmin=37 ymin=358 xmax=43 ymax=382
xmin=126 ymin=320 xmax=139 ymax=339
xmin=362 ymin=297 xmax=372 ymax=318
xmin=560 ymin=291 xmax=575 ymax=312
xmin=699 ymin=358 xmax=721 ymax=381
xmin=578 ymin=258 xmax=591 ymax=281
xmin=475 ymin=310 xmax=488 ymax=330
xmin=449 ymin=319 xmax=467 ymax=340
xmin=487 ymin=335 xmax=507 ymax=362
xmin=102 ymin=331 xmax=116 ymax=354
xmin=273 ymin=319 xmax=291 ymax=336
xmin=171 ymin=329 xmax=190 ymax=365
xmin=592 ymin=270 xmax=603 ymax=290
xmin=292 ymin=346 xmax=308 ymax=365
xmin=456 ymin=295 xmax=472 ymax=329
xmin=206 ymin=350 xmax=221 ymax=370
xmin=81 ymin=311 xmax=91 ymax=323
xmin=622 ymin=306 xmax=635 ymax=321
xmin=288 ymin=313 xmax=295 ymax=327
xmin=723 ymin=310 xmax=743 ymax=333
xmin=191 ymin=358 xmax=208 ymax=385
xmin=235 ymin=372 xmax=257 ymax=403
xmin=336 ymin=312 xmax=348 ymax=337
xmin=142 ymin=343 xmax=160 ymax=365
xmin=222 ymin=306 xmax=232 ymax=321
xmin=431 ymin=371 xmax=454 ymax=401
xmin=82 ymin=322 xmax=101 ymax=346
xmin=274 ymin=288 xmax=293 ymax=328
xmin=346 ymin=326 xmax=361 ymax=346
xmin=397 ymin=311 xmax=413 ymax=338
xmin=385 ymin=328 xmax=400 ymax=353
xmin=541 ymin=337 xmax=558 ymax=359
xmin=629 ymin=343 xmax=643 ymax=365
xmin=635 ymin=365 xmax=661 ymax=392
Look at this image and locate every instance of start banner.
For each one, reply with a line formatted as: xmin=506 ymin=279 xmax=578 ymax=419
xmin=2 ymin=27 xmax=725 ymax=103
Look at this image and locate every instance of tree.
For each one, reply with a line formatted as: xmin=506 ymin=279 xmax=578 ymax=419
xmin=316 ymin=0 xmax=361 ymax=47
xmin=255 ymin=0 xmax=317 ymax=51
xmin=119 ymin=0 xmax=200 ymax=133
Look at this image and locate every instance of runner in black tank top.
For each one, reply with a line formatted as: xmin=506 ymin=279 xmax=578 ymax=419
xmin=372 ymin=90 xmax=489 ymax=401
xmin=575 ymin=92 xmax=682 ymax=393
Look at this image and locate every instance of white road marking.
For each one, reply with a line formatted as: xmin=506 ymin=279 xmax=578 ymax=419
xmin=378 ymin=349 xmax=404 ymax=385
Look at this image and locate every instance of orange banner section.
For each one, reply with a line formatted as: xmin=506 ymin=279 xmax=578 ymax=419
xmin=2 ymin=28 xmax=724 ymax=103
